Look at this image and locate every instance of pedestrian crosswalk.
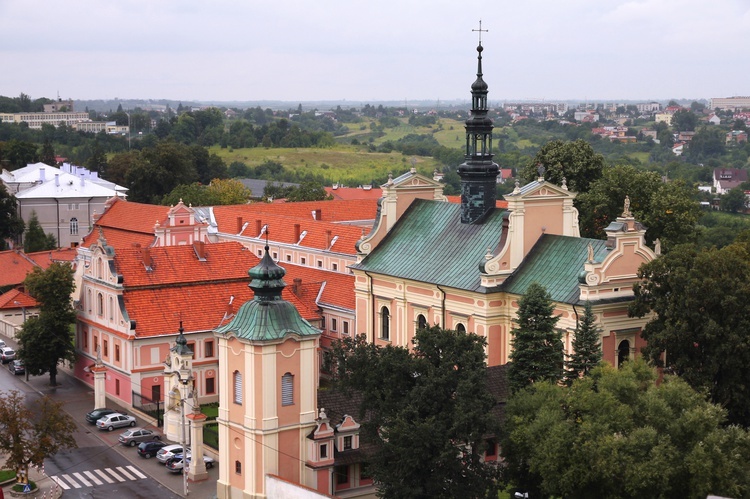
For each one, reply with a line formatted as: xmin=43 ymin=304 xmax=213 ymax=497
xmin=50 ymin=466 xmax=147 ymax=490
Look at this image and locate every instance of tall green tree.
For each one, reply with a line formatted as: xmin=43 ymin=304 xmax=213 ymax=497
xmin=327 ymin=328 xmax=501 ymax=499
xmin=17 ymin=262 xmax=76 ymax=386
xmin=39 ymin=138 xmax=56 ymax=166
xmin=23 ymin=211 xmax=56 ymax=252
xmin=671 ymin=109 xmax=698 ymax=131
xmin=720 ymin=186 xmax=748 ymax=213
xmin=565 ymin=301 xmax=602 ymax=384
xmin=0 ymin=390 xmax=77 ymax=486
xmin=630 ymin=240 xmax=750 ymax=425
xmin=502 ymin=360 xmax=750 ymax=499
xmin=507 ymin=282 xmax=563 ymax=393
xmin=285 ymin=181 xmax=331 ymax=202
xmin=0 ymin=183 xmax=24 ymax=249
xmin=520 ymin=139 xmax=605 ymax=194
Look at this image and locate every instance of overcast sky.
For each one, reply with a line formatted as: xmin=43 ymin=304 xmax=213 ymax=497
xmin=2 ymin=0 xmax=749 ymax=104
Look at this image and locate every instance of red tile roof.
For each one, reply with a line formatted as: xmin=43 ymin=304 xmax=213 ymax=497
xmin=0 ymin=288 xmax=37 ymax=309
xmin=213 ymin=199 xmax=378 ymax=224
xmin=80 ymin=197 xmax=167 ymax=248
xmin=26 ymin=247 xmax=78 ymax=268
xmin=0 ymin=250 xmax=39 ymax=288
xmin=284 ymin=264 xmax=355 ymax=310
xmin=324 ymin=186 xmax=383 ymax=201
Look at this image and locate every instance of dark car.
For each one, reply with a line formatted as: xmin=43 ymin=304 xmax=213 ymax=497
xmin=85 ymin=408 xmax=118 ymax=425
xmin=137 ymin=440 xmax=167 ymax=458
xmin=8 ymin=360 xmax=24 ymax=375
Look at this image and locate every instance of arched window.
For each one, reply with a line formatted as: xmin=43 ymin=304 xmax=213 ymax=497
xmin=281 ymin=372 xmax=294 ymax=406
xmin=417 ymin=314 xmax=427 ymax=331
xmin=233 ymin=371 xmax=243 ymax=404
xmin=380 ymin=306 xmax=390 ymax=341
xmin=97 ymin=293 xmax=104 ymax=316
xmin=96 ymin=258 xmax=103 ymax=279
xmin=617 ymin=340 xmax=631 ymax=367
xmin=456 ymin=323 xmax=466 ymax=334
xmin=69 ymin=217 xmax=78 ymax=235
xmin=108 ymin=296 xmax=114 ymax=321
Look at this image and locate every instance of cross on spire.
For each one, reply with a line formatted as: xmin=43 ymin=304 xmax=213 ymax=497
xmin=472 ymin=19 xmax=488 ymax=45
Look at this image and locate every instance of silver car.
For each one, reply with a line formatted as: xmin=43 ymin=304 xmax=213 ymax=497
xmin=96 ymin=413 xmax=137 ymax=431
xmin=156 ymin=444 xmax=185 ymax=463
xmin=118 ymin=428 xmax=161 ymax=446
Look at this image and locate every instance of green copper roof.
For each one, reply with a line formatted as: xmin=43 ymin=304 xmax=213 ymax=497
xmin=214 ymin=299 xmax=320 ymax=341
xmin=499 ymin=234 xmax=609 ymax=304
xmin=351 ymin=200 xmax=507 ymax=292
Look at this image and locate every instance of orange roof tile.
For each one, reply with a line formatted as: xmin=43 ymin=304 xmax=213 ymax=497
xmin=0 ymin=250 xmax=39 ymax=288
xmin=0 ymin=288 xmax=37 ymax=309
xmin=26 ymin=247 xmax=78 ymax=268
xmin=79 ymin=197 xmax=167 ymax=248
xmin=283 ymin=264 xmax=355 ymax=310
xmin=324 ymin=186 xmax=383 ymax=201
xmin=213 ymin=199 xmax=378 ymax=225
xmin=81 ymin=227 xmax=155 ymax=249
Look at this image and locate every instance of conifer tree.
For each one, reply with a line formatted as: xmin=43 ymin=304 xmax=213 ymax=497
xmin=565 ymin=301 xmax=602 ymax=384
xmin=23 ymin=211 xmax=56 ymax=252
xmin=40 ymin=138 xmax=56 ymax=166
xmin=507 ymin=282 xmax=563 ymax=393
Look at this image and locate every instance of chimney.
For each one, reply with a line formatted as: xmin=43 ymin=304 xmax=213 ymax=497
xmin=39 ymin=168 xmax=46 ymax=182
xmin=255 ymin=219 xmax=262 ymax=236
xmin=236 ymin=216 xmax=243 ymax=234
xmin=54 ymin=174 xmax=59 ymax=187
xmin=326 ymin=230 xmax=332 ymax=248
xmin=292 ymin=278 xmax=302 ymax=296
xmin=294 ymin=224 xmax=301 ymax=242
xmin=315 ymin=209 xmax=322 ymax=221
xmin=142 ymin=247 xmax=153 ymax=270
xmin=194 ymin=240 xmax=206 ymax=260
xmin=80 ymin=173 xmax=85 ymax=186
xmin=226 ymin=295 xmax=235 ymax=316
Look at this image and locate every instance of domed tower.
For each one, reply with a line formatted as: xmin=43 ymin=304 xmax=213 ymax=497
xmin=457 ymin=36 xmax=500 ymax=224
xmin=215 ymin=245 xmax=321 ymax=498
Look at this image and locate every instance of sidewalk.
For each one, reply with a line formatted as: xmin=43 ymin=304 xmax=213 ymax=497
xmin=0 ymin=336 xmax=218 ymax=498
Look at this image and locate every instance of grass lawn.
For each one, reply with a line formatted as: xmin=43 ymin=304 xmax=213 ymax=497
xmin=210 ymin=145 xmax=442 ymax=185
xmin=0 ymin=469 xmax=16 ymax=482
xmin=201 ymin=404 xmax=219 ymax=419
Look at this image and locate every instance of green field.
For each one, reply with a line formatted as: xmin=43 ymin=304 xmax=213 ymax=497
xmin=210 ymin=145 xmax=443 ymax=185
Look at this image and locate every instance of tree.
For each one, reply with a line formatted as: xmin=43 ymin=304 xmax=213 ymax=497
xmin=327 ymin=328 xmax=502 ymax=499
xmin=671 ymin=109 xmax=698 ymax=131
xmin=565 ymin=301 xmax=602 ymax=383
xmin=17 ymin=262 xmax=76 ymax=386
xmin=39 ymin=138 xmax=56 ymax=166
xmin=0 ymin=390 xmax=77 ymax=485
xmin=206 ymin=178 xmax=252 ymax=205
xmin=720 ymin=187 xmax=748 ymax=213
xmin=23 ymin=211 xmax=56 ymax=252
xmin=126 ymin=142 xmax=198 ymax=203
xmin=520 ymin=139 xmax=605 ymax=194
xmin=285 ymin=181 xmax=331 ymax=202
xmin=85 ymin=138 xmax=108 ymax=173
xmin=688 ymin=126 xmax=726 ymax=159
xmin=630 ymin=241 xmax=750 ymax=425
xmin=0 ymin=183 xmax=24 ymax=249
xmin=501 ymin=360 xmax=750 ymax=499
xmin=507 ymin=282 xmax=563 ymax=393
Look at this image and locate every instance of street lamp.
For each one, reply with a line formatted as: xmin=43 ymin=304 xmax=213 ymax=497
xmin=12 ymin=300 xmax=26 ymax=323
xmin=171 ymin=370 xmax=194 ymax=497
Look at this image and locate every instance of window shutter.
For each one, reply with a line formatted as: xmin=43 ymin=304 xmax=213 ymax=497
xmin=281 ymin=373 xmax=293 ymax=406
xmin=233 ymin=371 xmax=242 ymax=404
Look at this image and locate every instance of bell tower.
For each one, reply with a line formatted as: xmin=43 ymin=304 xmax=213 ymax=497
xmin=458 ymin=21 xmax=499 ymax=224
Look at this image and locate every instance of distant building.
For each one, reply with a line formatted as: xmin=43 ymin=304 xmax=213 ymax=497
xmin=710 ymin=96 xmax=750 ymax=111
xmin=43 ymin=99 xmax=75 ymax=113
xmin=0 ymin=111 xmax=90 ymax=129
xmin=713 ymin=168 xmax=748 ymax=194
xmin=72 ymin=121 xmax=129 ymax=134
xmin=636 ymin=102 xmax=661 ymax=113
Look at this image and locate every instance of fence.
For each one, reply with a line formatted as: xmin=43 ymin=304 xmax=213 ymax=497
xmin=203 ymin=421 xmax=219 ymax=450
xmin=132 ymin=390 xmax=163 ymax=427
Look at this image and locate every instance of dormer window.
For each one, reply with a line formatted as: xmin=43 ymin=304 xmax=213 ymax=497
xmin=320 ymin=444 xmax=328 ymax=459
xmin=343 ymin=435 xmax=352 ymax=450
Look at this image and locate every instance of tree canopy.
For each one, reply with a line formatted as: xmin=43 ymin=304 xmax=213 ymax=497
xmin=520 ymin=139 xmax=605 ymax=194
xmin=630 ymin=240 xmax=750 ymax=425
xmin=0 ymin=390 xmax=77 ymax=485
xmin=501 ymin=360 xmax=750 ymax=499
xmin=23 ymin=211 xmax=56 ymax=252
xmin=565 ymin=301 xmax=602 ymax=383
xmin=0 ymin=183 xmax=24 ymax=249
xmin=326 ymin=328 xmax=501 ymax=499
xmin=17 ymin=262 xmax=76 ymax=386
xmin=507 ymin=282 xmax=563 ymax=393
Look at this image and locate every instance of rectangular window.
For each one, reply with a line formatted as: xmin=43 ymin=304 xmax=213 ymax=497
xmin=300 ymin=257 xmax=306 ymax=265
xmin=115 ymin=344 xmax=120 ymax=362
xmin=151 ymin=347 xmax=160 ymax=365
xmin=485 ymin=439 xmax=497 ymax=457
xmin=332 ymin=263 xmax=338 ymax=271
xmin=235 ymin=461 xmax=242 ymax=475
xmin=234 ymin=371 xmax=243 ymax=404
xmin=335 ymin=465 xmax=349 ymax=485
xmin=206 ymin=377 xmax=215 ymax=394
xmin=272 ymin=252 xmax=278 ymax=259
xmin=281 ymin=373 xmax=294 ymax=406
xmin=360 ymin=463 xmax=372 ymax=480
xmin=331 ymin=318 xmax=337 ymax=331
xmin=93 ymin=336 xmax=98 ymax=356
xmin=187 ymin=341 xmax=196 ymax=357
xmin=83 ymin=332 xmax=88 ymax=349
xmin=320 ymin=444 xmax=328 ymax=459
xmin=257 ymin=250 xmax=262 ymax=257
xmin=317 ymin=260 xmax=323 ymax=268
xmin=115 ymin=379 xmax=120 ymax=395
xmin=103 ymin=340 xmax=108 ymax=357
xmin=286 ymin=254 xmax=291 ymax=262
xmin=343 ymin=435 xmax=352 ymax=450
xmin=343 ymin=322 xmax=349 ymax=335
xmin=205 ymin=340 xmax=214 ymax=357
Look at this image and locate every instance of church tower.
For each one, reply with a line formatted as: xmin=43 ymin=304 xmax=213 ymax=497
xmin=457 ymin=32 xmax=500 ymax=224
xmin=214 ymin=244 xmax=321 ymax=499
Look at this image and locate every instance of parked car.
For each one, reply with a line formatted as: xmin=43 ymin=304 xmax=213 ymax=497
xmin=137 ymin=441 xmax=167 ymax=459
xmin=0 ymin=347 xmax=15 ymax=363
xmin=118 ymin=428 xmax=161 ymax=446
xmin=96 ymin=413 xmax=137 ymax=431
xmin=165 ymin=454 xmax=215 ymax=472
xmin=85 ymin=408 xmax=118 ymax=425
xmin=156 ymin=444 xmax=185 ymax=464
xmin=8 ymin=360 xmax=24 ymax=375
xmin=0 ymin=340 xmax=6 ymax=350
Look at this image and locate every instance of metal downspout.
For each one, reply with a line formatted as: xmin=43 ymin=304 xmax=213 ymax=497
xmin=364 ymin=270 xmax=375 ymax=341
xmin=436 ymin=285 xmax=446 ymax=328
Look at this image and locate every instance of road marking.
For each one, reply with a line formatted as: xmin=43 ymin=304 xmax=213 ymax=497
xmin=106 ymin=467 xmax=126 ymax=482
xmin=72 ymin=472 xmax=91 ymax=487
xmin=50 ymin=476 xmax=70 ymax=490
xmin=116 ymin=466 xmax=136 ymax=480
xmin=83 ymin=470 xmax=102 ymax=485
xmin=60 ymin=474 xmax=81 ymax=488
xmin=127 ymin=465 xmax=147 ymax=479
xmin=94 ymin=468 xmax=114 ymax=483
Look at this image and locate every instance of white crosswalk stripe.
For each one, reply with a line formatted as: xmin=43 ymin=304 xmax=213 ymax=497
xmin=51 ymin=465 xmax=148 ymax=490
xmin=83 ymin=470 xmax=103 ymax=485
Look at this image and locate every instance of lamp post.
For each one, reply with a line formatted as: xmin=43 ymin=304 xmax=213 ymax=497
xmin=12 ymin=300 xmax=26 ymax=323
xmin=171 ymin=370 xmax=194 ymax=497
xmin=125 ymin=112 xmax=131 ymax=150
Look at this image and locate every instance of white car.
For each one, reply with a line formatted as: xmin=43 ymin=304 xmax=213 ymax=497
xmin=96 ymin=413 xmax=137 ymax=431
xmin=156 ymin=444 xmax=185 ymax=464
xmin=0 ymin=347 xmax=16 ymax=364
xmin=165 ymin=453 xmax=215 ymax=472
